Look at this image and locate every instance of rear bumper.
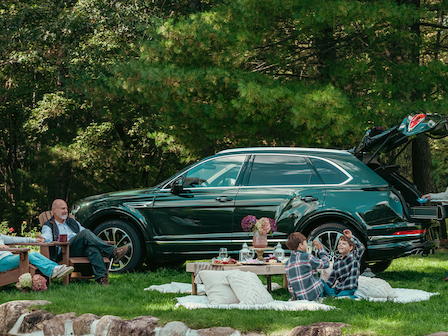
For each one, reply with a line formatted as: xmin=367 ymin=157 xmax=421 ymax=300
xmin=366 ymin=225 xmax=440 ymax=262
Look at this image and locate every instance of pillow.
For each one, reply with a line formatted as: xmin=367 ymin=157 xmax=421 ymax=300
xmin=319 ymin=261 xmax=334 ymax=282
xmin=357 ymin=276 xmax=398 ymax=298
xmin=222 ymin=270 xmax=274 ymax=305
xmin=195 ymin=270 xmax=239 ymax=304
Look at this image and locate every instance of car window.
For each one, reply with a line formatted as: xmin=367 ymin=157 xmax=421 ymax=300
xmin=310 ymin=157 xmax=350 ymax=184
xmin=248 ymin=154 xmax=319 ymax=186
xmin=184 ymin=156 xmax=245 ymax=188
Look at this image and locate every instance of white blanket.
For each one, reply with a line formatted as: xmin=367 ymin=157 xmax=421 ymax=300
xmin=145 ymin=282 xmax=438 ymax=311
xmin=144 ymin=281 xmax=282 ymax=295
xmin=174 ymin=295 xmax=335 ymax=311
xmin=354 ymin=288 xmax=439 ymax=303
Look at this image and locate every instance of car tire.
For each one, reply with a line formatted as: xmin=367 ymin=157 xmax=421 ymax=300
xmin=93 ymin=220 xmax=144 ymax=273
xmin=369 ymin=260 xmax=393 ymax=273
xmin=308 ymin=222 xmax=366 ymax=264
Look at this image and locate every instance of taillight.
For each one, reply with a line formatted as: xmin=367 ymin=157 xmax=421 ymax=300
xmin=392 ymin=229 xmax=426 ymax=236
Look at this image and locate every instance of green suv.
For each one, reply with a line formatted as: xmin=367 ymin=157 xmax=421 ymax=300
xmin=72 ymin=113 xmax=446 ymax=273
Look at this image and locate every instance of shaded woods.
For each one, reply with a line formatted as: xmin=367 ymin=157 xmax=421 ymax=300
xmin=2 ymin=0 xmax=448 ymax=230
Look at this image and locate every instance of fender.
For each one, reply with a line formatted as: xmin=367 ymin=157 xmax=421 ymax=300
xmin=81 ymin=206 xmax=151 ymax=242
xmin=296 ymin=210 xmax=368 ymax=241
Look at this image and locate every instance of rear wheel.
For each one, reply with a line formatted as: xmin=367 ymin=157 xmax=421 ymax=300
xmin=308 ymin=222 xmax=366 ymax=264
xmin=93 ymin=220 xmax=144 ymax=273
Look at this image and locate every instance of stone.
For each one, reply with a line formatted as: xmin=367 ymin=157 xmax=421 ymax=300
xmin=158 ymin=321 xmax=189 ymax=336
xmin=0 ymin=300 xmax=51 ymax=335
xmin=94 ymin=315 xmax=121 ymax=336
xmin=285 ymin=322 xmax=350 ymax=336
xmin=107 ymin=316 xmax=159 ymax=336
xmin=18 ymin=310 xmax=55 ymax=333
xmin=426 ymin=333 xmax=448 ymax=336
xmin=197 ymin=327 xmax=241 ymax=336
xmin=42 ymin=312 xmax=76 ymax=336
xmin=73 ymin=313 xmax=100 ymax=336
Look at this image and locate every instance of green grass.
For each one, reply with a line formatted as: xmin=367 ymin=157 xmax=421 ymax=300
xmin=1 ymin=252 xmax=448 ymax=335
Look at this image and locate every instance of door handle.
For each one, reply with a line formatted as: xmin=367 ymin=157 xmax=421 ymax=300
xmin=301 ymin=196 xmax=318 ymax=202
xmin=215 ymin=196 xmax=233 ymax=202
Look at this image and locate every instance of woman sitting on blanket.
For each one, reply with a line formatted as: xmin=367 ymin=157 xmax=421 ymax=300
xmin=0 ymin=233 xmax=74 ymax=279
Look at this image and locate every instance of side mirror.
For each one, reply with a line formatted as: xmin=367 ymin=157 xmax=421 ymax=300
xmin=171 ymin=176 xmax=184 ymax=195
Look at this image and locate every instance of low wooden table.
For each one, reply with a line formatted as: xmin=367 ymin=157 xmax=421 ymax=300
xmin=186 ymin=262 xmax=287 ymax=295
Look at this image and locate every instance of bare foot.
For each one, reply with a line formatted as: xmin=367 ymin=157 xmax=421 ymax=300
xmin=442 ymin=277 xmax=448 ymax=281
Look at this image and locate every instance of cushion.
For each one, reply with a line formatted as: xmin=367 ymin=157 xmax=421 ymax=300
xmin=195 ymin=270 xmax=239 ymax=305
xmin=357 ymin=276 xmax=398 ymax=298
xmin=222 ymin=270 xmax=274 ymax=305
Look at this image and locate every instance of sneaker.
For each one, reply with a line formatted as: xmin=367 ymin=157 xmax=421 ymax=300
xmin=96 ymin=277 xmax=109 ymax=286
xmin=55 ymin=266 xmax=74 ymax=279
xmin=112 ymin=244 xmax=129 ymax=262
xmin=51 ymin=265 xmax=74 ymax=279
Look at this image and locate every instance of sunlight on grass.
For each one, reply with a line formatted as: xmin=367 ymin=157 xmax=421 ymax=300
xmin=2 ymin=252 xmax=448 ymax=335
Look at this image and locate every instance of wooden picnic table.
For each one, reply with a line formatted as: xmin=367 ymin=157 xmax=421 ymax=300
xmin=186 ymin=262 xmax=287 ymax=294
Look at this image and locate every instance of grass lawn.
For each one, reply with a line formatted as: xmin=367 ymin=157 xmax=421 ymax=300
xmin=1 ymin=251 xmax=448 ymax=335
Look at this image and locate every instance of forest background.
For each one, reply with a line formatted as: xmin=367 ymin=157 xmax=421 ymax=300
xmin=2 ymin=0 xmax=448 ymax=232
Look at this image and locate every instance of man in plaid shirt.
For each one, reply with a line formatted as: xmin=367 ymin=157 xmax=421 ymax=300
xmin=285 ymin=232 xmax=332 ymax=301
xmin=326 ymin=229 xmax=365 ymax=298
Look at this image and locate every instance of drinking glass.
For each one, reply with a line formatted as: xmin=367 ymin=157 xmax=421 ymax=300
xmin=247 ymin=248 xmax=255 ymax=259
xmin=219 ymin=247 xmax=228 ymax=259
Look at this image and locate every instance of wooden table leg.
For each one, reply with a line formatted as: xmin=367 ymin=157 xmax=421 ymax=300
xmin=191 ymin=273 xmax=197 ymax=295
xmin=265 ymin=275 xmax=272 ymax=291
xmin=283 ymin=274 xmax=287 ymax=288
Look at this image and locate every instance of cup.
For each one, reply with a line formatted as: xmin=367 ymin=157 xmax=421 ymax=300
xmin=58 ymin=234 xmax=68 ymax=242
xmin=219 ymin=247 xmax=228 ymax=259
xmin=248 ymin=248 xmax=255 ymax=259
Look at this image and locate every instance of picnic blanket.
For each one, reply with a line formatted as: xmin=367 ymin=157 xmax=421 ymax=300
xmin=174 ymin=295 xmax=334 ymax=311
xmin=145 ymin=282 xmax=438 ymax=310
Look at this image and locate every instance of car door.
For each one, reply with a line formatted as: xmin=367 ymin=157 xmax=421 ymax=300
xmin=150 ymin=154 xmax=248 ymax=258
xmin=232 ymin=153 xmax=326 ymax=249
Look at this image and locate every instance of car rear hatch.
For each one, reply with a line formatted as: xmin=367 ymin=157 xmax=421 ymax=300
xmin=353 ymin=113 xmax=448 ymax=222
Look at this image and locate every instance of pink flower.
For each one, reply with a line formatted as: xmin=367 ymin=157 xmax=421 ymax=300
xmin=31 ymin=275 xmax=47 ymax=291
xmin=9 ymin=227 xmax=14 ymax=232
xmin=255 ymin=217 xmax=272 ymax=235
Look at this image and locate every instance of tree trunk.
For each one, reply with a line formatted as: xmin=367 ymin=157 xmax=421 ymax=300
xmin=412 ymin=135 xmax=432 ymax=194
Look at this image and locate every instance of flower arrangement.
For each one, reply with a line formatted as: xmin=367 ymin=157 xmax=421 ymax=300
xmin=241 ymin=215 xmax=277 ymax=235
xmin=16 ymin=273 xmax=47 ymax=292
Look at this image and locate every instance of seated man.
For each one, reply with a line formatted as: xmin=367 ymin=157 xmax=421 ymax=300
xmin=41 ymin=199 xmax=129 ymax=285
xmin=0 ymin=232 xmax=74 ymax=279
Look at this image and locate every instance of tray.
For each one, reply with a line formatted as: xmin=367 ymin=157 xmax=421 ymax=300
xmin=210 ymin=262 xmax=239 ymax=266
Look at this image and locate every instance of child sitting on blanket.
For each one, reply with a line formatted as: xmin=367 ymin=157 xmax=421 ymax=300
xmin=285 ymin=232 xmax=333 ymax=301
xmin=325 ymin=229 xmax=365 ymax=299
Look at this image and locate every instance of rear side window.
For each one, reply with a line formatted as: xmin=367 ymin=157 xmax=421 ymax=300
xmin=248 ymin=155 xmax=320 ymax=186
xmin=310 ymin=158 xmax=349 ymax=184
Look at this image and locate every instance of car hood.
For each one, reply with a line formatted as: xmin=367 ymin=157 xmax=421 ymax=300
xmin=354 ymin=113 xmax=448 ymax=155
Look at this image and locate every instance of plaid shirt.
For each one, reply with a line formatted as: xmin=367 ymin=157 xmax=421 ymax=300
xmin=285 ymin=248 xmax=330 ymax=301
xmin=326 ymin=236 xmax=365 ymax=292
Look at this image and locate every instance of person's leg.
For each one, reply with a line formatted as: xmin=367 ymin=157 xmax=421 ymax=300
xmin=336 ymin=289 xmax=357 ymax=299
xmin=28 ymin=252 xmax=58 ymax=278
xmin=0 ymin=255 xmax=20 ymax=272
xmin=69 ymin=229 xmax=115 ymax=258
xmin=320 ymin=279 xmax=335 ymax=297
xmin=83 ymin=246 xmax=108 ymax=280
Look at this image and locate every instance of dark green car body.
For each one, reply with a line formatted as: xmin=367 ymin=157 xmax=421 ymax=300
xmin=73 ymin=115 xmax=444 ymax=273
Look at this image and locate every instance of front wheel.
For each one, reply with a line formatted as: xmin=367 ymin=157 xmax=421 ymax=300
xmin=93 ymin=220 xmax=144 ymax=273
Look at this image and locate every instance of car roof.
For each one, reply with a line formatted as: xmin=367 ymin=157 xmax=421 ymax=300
xmin=217 ymin=147 xmax=352 ymax=156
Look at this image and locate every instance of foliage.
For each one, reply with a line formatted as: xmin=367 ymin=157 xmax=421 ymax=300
xmin=2 ymin=0 xmax=448 ymax=228
xmin=1 ymin=254 xmax=448 ymax=335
